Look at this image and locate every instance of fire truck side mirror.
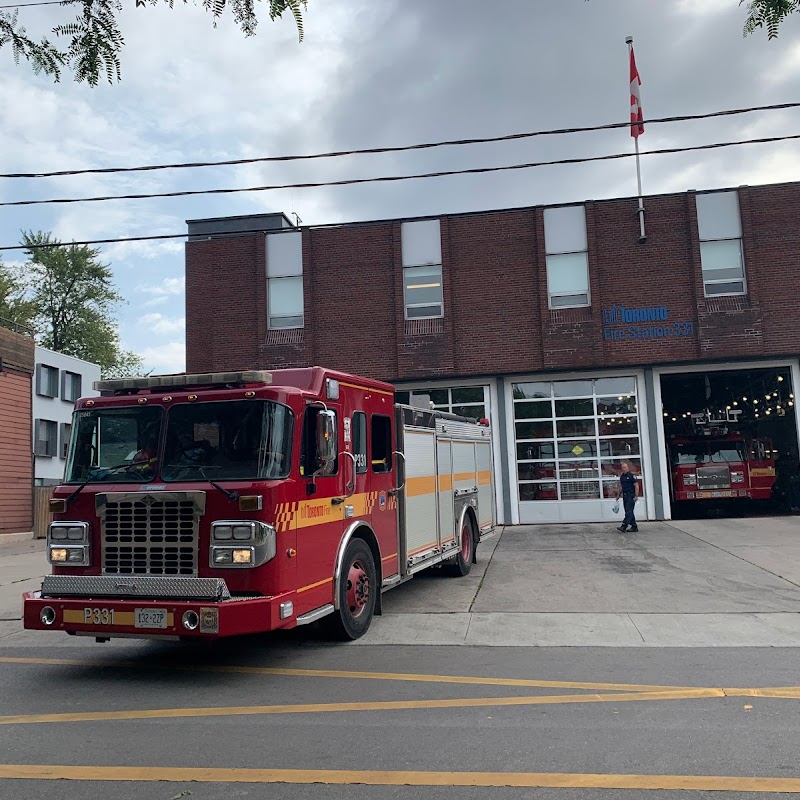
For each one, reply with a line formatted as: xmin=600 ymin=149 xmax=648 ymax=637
xmin=316 ymin=410 xmax=338 ymax=468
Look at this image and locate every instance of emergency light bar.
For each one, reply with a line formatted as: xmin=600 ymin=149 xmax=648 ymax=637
xmin=94 ymin=370 xmax=273 ymax=393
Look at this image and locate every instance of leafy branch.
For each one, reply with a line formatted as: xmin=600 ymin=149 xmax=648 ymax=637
xmin=0 ymin=9 xmax=66 ymax=80
xmin=1 ymin=0 xmax=306 ymax=85
xmin=742 ymin=0 xmax=800 ymax=38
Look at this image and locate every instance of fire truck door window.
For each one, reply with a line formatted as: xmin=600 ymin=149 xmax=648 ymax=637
xmin=301 ymin=407 xmax=338 ymax=477
xmin=352 ymin=412 xmax=368 ymax=474
xmin=371 ymin=415 xmax=392 ymax=473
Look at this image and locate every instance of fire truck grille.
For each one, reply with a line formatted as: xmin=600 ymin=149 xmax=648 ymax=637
xmin=97 ymin=492 xmax=205 ymax=576
xmin=696 ymin=465 xmax=731 ymax=491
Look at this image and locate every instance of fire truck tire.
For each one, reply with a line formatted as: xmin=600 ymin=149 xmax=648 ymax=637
xmin=325 ymin=538 xmax=377 ymax=640
xmin=446 ymin=515 xmax=475 ymax=577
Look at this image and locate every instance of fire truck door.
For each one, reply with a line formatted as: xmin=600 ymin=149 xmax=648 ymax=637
xmin=367 ymin=412 xmax=400 ymax=581
xmin=296 ymin=404 xmax=347 ymax=608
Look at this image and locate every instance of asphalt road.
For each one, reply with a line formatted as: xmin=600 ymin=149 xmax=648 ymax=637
xmin=2 ymin=637 xmax=800 ymax=799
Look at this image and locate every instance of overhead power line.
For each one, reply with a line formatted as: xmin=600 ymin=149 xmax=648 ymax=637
xmin=2 ymin=102 xmax=800 ymax=180
xmin=0 ymin=1 xmax=64 ymax=7
xmin=1 ymin=132 xmax=799 ymax=208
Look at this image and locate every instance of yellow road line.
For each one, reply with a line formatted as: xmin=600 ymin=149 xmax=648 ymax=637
xmin=3 ymin=764 xmax=800 ymax=791
xmin=0 ymin=688 xmax=723 ymax=726
xmin=725 ymin=687 xmax=800 ymax=699
xmin=0 ymin=656 xmax=709 ymax=692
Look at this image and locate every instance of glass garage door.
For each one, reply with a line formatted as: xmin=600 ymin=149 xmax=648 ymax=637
xmin=513 ymin=376 xmax=646 ymax=523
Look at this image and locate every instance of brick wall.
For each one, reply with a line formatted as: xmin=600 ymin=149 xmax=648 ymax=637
xmin=185 ymin=182 xmax=800 ymax=380
xmin=0 ymin=327 xmax=34 ymax=534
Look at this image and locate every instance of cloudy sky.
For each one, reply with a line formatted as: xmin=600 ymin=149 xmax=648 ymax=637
xmin=1 ymin=0 xmax=799 ymax=373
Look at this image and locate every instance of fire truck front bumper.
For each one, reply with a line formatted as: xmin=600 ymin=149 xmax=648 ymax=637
xmin=23 ymin=575 xmax=297 ymax=638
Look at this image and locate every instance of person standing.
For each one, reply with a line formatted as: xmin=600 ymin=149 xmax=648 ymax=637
xmin=616 ymin=460 xmax=640 ymax=532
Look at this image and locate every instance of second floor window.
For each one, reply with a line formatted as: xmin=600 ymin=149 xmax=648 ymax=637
xmin=36 ymin=364 xmax=59 ymax=398
xmin=544 ymin=205 xmax=590 ymax=309
xmin=696 ymin=191 xmax=746 ymax=297
xmin=62 ymin=371 xmax=82 ymax=403
xmin=266 ymin=230 xmax=304 ymax=329
xmin=402 ymin=220 xmax=443 ymax=319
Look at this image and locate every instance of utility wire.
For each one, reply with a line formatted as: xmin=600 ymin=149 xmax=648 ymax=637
xmin=2 ymin=102 xmax=800 ymax=180
xmin=1 ymin=132 xmax=799 ymax=208
xmin=0 ymin=1 xmax=64 ymax=7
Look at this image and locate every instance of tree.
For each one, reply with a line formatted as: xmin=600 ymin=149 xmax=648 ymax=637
xmin=21 ymin=231 xmax=143 ymax=377
xmin=0 ymin=257 xmax=36 ymax=333
xmin=742 ymin=0 xmax=800 ymax=38
xmin=0 ymin=0 xmax=306 ymax=85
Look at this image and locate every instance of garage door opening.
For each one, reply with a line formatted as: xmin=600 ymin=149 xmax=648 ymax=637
xmin=660 ymin=366 xmax=799 ymax=518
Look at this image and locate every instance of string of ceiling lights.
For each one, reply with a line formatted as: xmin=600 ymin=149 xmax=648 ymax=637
xmin=662 ymin=374 xmax=795 ymax=423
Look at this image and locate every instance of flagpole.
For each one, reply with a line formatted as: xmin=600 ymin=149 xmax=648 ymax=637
xmin=626 ymin=35 xmax=646 ymax=243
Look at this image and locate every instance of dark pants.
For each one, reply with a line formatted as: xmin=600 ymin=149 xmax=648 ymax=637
xmin=622 ymin=493 xmax=637 ymax=528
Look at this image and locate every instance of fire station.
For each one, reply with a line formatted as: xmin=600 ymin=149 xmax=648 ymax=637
xmin=184 ymin=180 xmax=800 ymax=526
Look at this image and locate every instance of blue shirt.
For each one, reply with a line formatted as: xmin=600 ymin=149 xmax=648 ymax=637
xmin=619 ymin=471 xmax=638 ymax=496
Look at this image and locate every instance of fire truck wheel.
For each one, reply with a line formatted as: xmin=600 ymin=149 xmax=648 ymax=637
xmin=326 ymin=538 xmax=377 ymax=640
xmin=446 ymin=515 xmax=475 ymax=577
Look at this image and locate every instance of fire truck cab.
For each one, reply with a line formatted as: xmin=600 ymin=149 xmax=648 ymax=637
xmin=23 ymin=368 xmax=495 ymax=642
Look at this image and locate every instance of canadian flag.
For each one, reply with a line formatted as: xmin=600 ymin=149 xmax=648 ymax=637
xmin=629 ymin=46 xmax=644 ymax=138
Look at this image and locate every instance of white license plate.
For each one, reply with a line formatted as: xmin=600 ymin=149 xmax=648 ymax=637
xmin=134 ymin=608 xmax=168 ymax=629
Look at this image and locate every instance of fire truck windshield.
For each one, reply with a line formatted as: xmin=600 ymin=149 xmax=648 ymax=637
xmin=65 ymin=406 xmax=164 ymax=484
xmin=671 ymin=440 xmax=747 ymax=465
xmin=161 ymin=400 xmax=293 ymax=482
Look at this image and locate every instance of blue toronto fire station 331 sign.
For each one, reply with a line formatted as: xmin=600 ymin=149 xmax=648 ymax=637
xmin=602 ymin=305 xmax=695 ymax=343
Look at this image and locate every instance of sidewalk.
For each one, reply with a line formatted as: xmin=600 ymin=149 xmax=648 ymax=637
xmin=0 ymin=536 xmax=46 ymax=638
xmin=3 ymin=519 xmax=800 ymax=647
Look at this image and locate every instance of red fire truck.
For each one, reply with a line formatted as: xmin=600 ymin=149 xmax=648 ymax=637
xmin=23 ymin=368 xmax=495 ymax=641
xmin=668 ymin=426 xmax=776 ymax=503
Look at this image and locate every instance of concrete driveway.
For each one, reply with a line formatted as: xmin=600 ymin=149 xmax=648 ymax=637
xmin=361 ymin=517 xmax=800 ymax=647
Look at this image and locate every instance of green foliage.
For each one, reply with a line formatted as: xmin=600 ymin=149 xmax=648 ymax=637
xmin=0 ymin=9 xmax=66 ymax=80
xmin=742 ymin=0 xmax=800 ymax=38
xmin=21 ymin=231 xmax=144 ymax=378
xmin=1 ymin=0 xmax=306 ymax=85
xmin=0 ymin=257 xmax=36 ymax=333
xmin=53 ymin=0 xmax=123 ymax=85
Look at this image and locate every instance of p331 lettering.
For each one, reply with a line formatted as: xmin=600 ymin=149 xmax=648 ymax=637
xmin=83 ymin=607 xmax=115 ymax=625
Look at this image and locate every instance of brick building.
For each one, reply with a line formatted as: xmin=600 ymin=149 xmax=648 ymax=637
xmin=185 ymin=181 xmax=800 ymax=525
xmin=0 ymin=325 xmax=34 ymax=534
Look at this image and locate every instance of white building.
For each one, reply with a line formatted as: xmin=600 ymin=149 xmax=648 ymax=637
xmin=33 ymin=347 xmax=100 ymax=486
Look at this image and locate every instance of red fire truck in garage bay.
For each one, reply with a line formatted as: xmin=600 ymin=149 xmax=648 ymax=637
xmin=23 ymin=368 xmax=495 ymax=641
xmin=668 ymin=415 xmax=776 ymax=504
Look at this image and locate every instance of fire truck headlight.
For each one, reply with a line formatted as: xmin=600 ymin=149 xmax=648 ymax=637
xmin=731 ymin=471 xmax=745 ymax=483
xmin=49 ymin=522 xmax=89 ymax=543
xmin=50 ymin=545 xmax=89 ymax=565
xmin=213 ymin=549 xmax=233 ymax=565
xmin=212 ymin=525 xmax=233 ymax=541
xmin=233 ymin=524 xmax=255 ymax=541
xmin=682 ymin=473 xmax=697 ymax=486
xmin=209 ymin=522 xmax=275 ymax=568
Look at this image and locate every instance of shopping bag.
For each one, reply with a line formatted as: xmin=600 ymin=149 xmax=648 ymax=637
xmin=611 ymin=502 xmax=620 ymax=514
